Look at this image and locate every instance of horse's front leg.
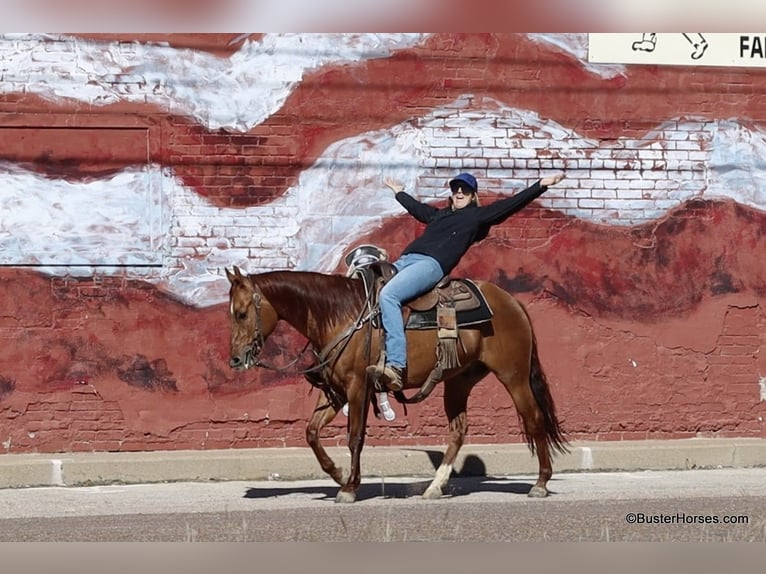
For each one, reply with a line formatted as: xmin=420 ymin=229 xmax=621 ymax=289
xmin=306 ymin=391 xmax=344 ymax=485
xmin=336 ymin=374 xmax=372 ymax=503
xmin=423 ymin=367 xmax=484 ymax=499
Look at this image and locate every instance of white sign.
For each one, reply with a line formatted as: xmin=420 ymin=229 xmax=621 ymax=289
xmin=589 ymin=33 xmax=766 ymax=67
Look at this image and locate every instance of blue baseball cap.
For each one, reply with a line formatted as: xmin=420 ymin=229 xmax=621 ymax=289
xmin=449 ymin=173 xmax=478 ymax=194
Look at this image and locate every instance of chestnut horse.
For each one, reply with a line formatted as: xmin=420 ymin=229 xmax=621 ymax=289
xmin=225 ymin=266 xmax=567 ymax=503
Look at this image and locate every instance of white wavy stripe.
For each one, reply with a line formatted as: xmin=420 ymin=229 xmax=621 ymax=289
xmin=0 ymin=33 xmax=622 ymax=133
xmin=1 ymin=101 xmax=765 ymax=307
xmin=0 ymin=164 xmax=165 ymax=266
xmin=0 ymin=33 xmax=430 ymax=132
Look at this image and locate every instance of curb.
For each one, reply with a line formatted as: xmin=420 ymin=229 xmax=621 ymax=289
xmin=1 ymin=438 xmax=765 ymax=489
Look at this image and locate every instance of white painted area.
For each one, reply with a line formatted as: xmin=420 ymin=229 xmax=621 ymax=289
xmin=0 ymin=163 xmax=165 ymax=266
xmin=708 ymin=120 xmax=766 ymax=208
xmin=580 ymin=446 xmax=594 ymax=470
xmin=759 ymin=377 xmax=766 ymax=402
xmin=50 ymin=459 xmax=64 ymax=486
xmin=589 ymin=33 xmax=766 ymax=68
xmin=0 ymin=33 xmax=430 ymax=132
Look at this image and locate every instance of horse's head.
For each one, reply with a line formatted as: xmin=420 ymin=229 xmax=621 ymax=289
xmin=225 ymin=266 xmax=279 ymax=371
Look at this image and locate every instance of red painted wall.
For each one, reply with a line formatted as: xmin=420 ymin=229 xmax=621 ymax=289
xmin=0 ymin=33 xmax=764 ymax=454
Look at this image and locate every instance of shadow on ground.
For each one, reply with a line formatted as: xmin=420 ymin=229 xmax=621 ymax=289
xmin=244 ymin=450 xmax=556 ymax=502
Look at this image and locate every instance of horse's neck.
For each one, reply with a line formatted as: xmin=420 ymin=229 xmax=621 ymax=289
xmin=264 ymin=290 xmax=311 ymax=340
xmin=258 ymin=273 xmax=336 ymax=346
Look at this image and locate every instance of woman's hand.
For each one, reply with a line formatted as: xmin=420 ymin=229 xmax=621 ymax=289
xmin=384 ymin=177 xmax=404 ymax=194
xmin=541 ymin=173 xmax=565 ymax=187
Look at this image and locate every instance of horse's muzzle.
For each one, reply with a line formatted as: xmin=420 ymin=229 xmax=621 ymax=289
xmin=229 ymin=346 xmax=256 ymax=371
xmin=229 ymin=355 xmax=246 ymax=370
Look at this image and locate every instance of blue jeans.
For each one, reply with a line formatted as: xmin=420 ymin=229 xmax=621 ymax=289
xmin=379 ymin=253 xmax=444 ymax=368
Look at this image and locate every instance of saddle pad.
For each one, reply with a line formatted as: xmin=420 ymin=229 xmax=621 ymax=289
xmin=405 ymin=279 xmax=493 ymax=330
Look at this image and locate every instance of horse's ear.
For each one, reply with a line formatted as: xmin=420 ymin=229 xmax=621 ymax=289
xmin=225 ymin=266 xmax=241 ymax=284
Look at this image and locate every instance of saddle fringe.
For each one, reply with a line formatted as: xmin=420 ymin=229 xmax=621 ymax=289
xmin=437 ymin=337 xmax=461 ymax=370
xmin=436 ymin=306 xmax=460 ymax=370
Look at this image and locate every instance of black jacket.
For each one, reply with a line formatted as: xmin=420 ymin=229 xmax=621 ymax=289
xmin=396 ymin=180 xmax=547 ymax=274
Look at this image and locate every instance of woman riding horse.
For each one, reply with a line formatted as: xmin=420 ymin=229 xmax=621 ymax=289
xmin=373 ymin=172 xmax=566 ymax=392
xmin=226 ymin=174 xmax=568 ymax=503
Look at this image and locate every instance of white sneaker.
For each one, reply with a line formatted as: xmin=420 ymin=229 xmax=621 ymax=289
xmin=377 ymin=393 xmax=396 ymax=421
xmin=341 ymin=393 xmax=396 ymax=421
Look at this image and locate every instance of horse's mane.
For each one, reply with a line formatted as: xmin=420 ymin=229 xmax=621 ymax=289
xmin=251 ymin=271 xmax=367 ymax=337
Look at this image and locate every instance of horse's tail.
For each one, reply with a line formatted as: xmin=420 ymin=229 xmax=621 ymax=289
xmin=527 ymin=333 xmax=569 ymax=455
xmin=521 ymin=306 xmax=569 ymax=456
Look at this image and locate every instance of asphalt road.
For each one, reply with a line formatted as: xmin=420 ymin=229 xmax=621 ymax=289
xmin=1 ymin=468 xmax=765 ymax=541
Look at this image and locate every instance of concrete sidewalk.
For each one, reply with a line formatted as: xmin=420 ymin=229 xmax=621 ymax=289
xmin=1 ymin=437 xmax=765 ymax=489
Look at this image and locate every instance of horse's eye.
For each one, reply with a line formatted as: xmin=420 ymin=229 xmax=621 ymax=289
xmin=236 ymin=311 xmax=248 ymax=321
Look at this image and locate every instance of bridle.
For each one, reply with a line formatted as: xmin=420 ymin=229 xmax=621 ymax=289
xmin=243 ymin=290 xmax=267 ymax=368
xmin=235 ymin=289 xmax=307 ymax=372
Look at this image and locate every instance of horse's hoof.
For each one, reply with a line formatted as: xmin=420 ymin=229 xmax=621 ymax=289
xmin=422 ymin=486 xmax=442 ymax=500
xmin=527 ymin=485 xmax=549 ymax=498
xmin=335 ymin=490 xmax=357 ymax=504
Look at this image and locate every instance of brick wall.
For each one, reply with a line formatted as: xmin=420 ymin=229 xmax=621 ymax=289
xmin=0 ymin=33 xmax=764 ymax=454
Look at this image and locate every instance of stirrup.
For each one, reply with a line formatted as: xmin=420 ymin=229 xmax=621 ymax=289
xmin=380 ymin=364 xmax=404 ymax=392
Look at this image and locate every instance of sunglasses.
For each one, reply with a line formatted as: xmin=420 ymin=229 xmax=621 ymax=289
xmin=451 ymin=185 xmax=474 ymax=196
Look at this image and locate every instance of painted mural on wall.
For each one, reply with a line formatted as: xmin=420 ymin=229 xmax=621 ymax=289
xmin=0 ymin=33 xmax=764 ymax=453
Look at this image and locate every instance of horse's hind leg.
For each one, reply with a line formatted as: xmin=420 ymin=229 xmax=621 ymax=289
xmin=306 ymin=392 xmax=344 ymax=485
xmin=423 ymin=363 xmax=487 ymax=500
xmin=497 ymin=370 xmax=553 ymax=498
